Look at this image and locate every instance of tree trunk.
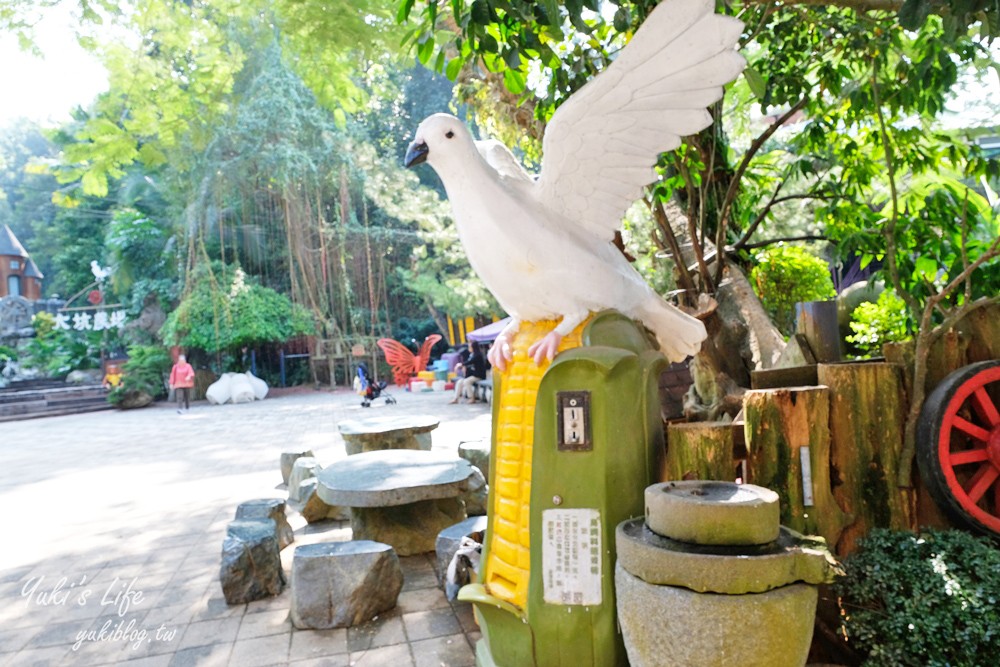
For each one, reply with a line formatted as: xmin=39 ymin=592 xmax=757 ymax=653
xmin=816 ymin=362 xmax=914 ymax=556
xmin=744 ymin=386 xmax=850 ymax=548
xmin=664 ymin=422 xmax=736 ymax=482
xmin=685 ymin=266 xmax=786 ymax=421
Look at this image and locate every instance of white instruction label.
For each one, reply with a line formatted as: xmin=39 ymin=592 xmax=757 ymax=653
xmin=800 ymin=446 xmax=814 ymax=507
xmin=541 ymin=508 xmax=602 ymax=606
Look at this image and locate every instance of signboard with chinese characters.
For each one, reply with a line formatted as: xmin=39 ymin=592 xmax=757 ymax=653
xmin=541 ymin=508 xmax=602 ymax=606
xmin=54 ymin=309 xmax=128 ymax=332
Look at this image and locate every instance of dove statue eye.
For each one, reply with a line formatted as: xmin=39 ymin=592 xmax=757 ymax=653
xmin=445 ymin=131 xmax=455 ymax=139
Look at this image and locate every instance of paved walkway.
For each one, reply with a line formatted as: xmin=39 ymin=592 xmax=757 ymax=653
xmin=0 ymin=387 xmax=492 ymax=666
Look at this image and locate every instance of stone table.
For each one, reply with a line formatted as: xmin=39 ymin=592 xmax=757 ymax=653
xmin=317 ymin=449 xmax=474 ymax=555
xmin=338 ymin=414 xmax=441 ymax=455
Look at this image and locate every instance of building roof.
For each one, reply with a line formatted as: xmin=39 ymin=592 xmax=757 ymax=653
xmin=23 ymin=258 xmax=44 ymax=280
xmin=0 ymin=224 xmax=29 ymax=258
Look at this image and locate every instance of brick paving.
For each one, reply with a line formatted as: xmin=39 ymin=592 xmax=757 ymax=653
xmin=0 ymin=387 xmax=492 ymax=666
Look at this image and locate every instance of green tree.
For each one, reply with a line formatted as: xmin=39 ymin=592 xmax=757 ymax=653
xmin=0 ymin=119 xmax=59 ymax=281
xmin=394 ymin=0 xmax=999 ymax=435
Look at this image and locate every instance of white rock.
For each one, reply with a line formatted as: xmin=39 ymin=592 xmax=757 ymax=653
xmin=206 ymin=374 xmax=233 ymax=405
xmin=245 ymin=371 xmax=268 ymax=400
xmin=229 ymin=373 xmax=255 ymax=404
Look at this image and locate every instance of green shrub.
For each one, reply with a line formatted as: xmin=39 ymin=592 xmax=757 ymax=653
xmin=22 ymin=312 xmax=104 ymax=378
xmin=835 ymin=528 xmax=1000 ymax=667
xmin=750 ymin=245 xmax=836 ymax=335
xmin=161 ymin=263 xmax=315 ymax=355
xmin=107 ymin=345 xmax=172 ymax=407
xmin=846 ymin=289 xmax=910 ymax=358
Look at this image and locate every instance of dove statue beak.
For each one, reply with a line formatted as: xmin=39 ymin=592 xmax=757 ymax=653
xmin=404 ymin=141 xmax=429 ymax=168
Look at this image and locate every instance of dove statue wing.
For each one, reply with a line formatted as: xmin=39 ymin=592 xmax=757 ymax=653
xmin=534 ymin=0 xmax=745 ymax=241
xmin=476 ymin=140 xmax=535 ymax=184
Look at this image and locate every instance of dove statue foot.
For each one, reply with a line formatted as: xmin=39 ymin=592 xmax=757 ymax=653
xmin=527 ymin=330 xmax=563 ymax=366
xmin=488 ymin=333 xmax=514 ymax=372
xmin=488 ymin=320 xmax=520 ymax=372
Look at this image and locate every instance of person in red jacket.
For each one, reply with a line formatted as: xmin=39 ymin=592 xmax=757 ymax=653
xmin=169 ymin=354 xmax=196 ymax=413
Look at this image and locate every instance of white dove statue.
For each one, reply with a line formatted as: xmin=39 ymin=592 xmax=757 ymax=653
xmin=404 ymin=0 xmax=745 ymax=371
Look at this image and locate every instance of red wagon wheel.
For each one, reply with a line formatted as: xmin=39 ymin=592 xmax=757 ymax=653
xmin=917 ymin=360 xmax=1000 ymax=538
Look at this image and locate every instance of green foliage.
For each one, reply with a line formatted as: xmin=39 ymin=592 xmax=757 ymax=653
xmin=847 ymin=289 xmax=911 ymax=358
xmin=836 ymin=528 xmax=1000 ymax=667
xmin=104 ymin=208 xmax=173 ymax=296
xmin=830 ymin=174 xmax=999 ymax=325
xmin=160 ymin=263 xmax=315 ymax=354
xmin=2 ymin=0 xmax=404 ymax=197
xmin=26 ymin=195 xmax=109 ymax=299
xmin=0 ymin=344 xmax=16 ymax=375
xmin=22 ymin=311 xmax=105 ymax=377
xmin=750 ymin=245 xmax=836 ymax=336
xmin=107 ymin=344 xmax=172 ymax=406
xmin=353 ymin=139 xmax=500 ymax=319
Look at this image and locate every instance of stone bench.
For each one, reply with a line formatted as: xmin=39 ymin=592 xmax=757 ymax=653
xmin=316 ymin=450 xmax=475 ymax=555
xmin=337 ymin=414 xmax=440 ymax=455
xmin=290 ymin=540 xmax=403 ymax=630
xmin=473 ymin=378 xmax=492 ymax=404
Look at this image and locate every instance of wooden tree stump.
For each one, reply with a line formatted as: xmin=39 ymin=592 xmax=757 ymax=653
xmin=817 ymin=362 xmax=914 ymax=556
xmin=664 ymin=422 xmax=735 ymax=482
xmin=744 ymin=386 xmax=849 ymax=548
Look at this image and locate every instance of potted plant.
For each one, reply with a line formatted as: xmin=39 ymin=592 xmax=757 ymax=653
xmin=107 ymin=345 xmax=171 ymax=409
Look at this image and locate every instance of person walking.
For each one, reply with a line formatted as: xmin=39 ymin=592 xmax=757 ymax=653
xmin=169 ymin=354 xmax=196 ymax=413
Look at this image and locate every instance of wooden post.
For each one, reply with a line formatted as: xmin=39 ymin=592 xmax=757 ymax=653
xmin=664 ymin=422 xmax=735 ymax=482
xmin=817 ymin=362 xmax=914 ymax=555
xmin=744 ymin=386 xmax=850 ymax=548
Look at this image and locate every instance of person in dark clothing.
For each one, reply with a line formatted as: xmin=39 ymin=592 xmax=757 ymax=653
xmin=450 ymin=341 xmax=487 ymax=403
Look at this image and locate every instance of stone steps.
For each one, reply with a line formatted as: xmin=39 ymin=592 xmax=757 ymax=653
xmin=0 ymin=383 xmax=112 ymax=422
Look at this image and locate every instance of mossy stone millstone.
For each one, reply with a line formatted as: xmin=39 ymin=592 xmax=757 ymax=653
xmin=645 ymin=481 xmax=780 ymax=546
xmin=616 ymin=519 xmax=838 ymax=594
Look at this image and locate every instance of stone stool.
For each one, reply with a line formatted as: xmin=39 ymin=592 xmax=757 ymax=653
xmin=435 ymin=515 xmax=487 ymax=594
xmin=290 ymin=540 xmax=403 ymax=629
xmin=220 ymin=520 xmax=286 ymax=605
xmin=280 ymin=450 xmax=315 ymax=486
xmin=235 ymin=498 xmax=294 ymax=550
xmin=458 ymin=439 xmax=490 ymax=481
xmin=299 ymin=479 xmax=351 ymax=523
xmin=288 ymin=457 xmax=322 ymax=502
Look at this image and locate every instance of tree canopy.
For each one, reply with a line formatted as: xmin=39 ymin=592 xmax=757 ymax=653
xmin=0 ymin=0 xmax=996 ymax=403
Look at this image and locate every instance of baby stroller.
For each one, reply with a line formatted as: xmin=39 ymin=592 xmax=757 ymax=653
xmin=356 ymin=362 xmax=396 ymax=407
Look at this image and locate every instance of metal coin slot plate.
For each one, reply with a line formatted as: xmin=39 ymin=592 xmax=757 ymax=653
xmin=557 ymin=391 xmax=592 ymax=451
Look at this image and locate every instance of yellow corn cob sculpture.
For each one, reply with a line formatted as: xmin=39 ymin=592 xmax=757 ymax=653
xmin=483 ymin=317 xmax=590 ymax=609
